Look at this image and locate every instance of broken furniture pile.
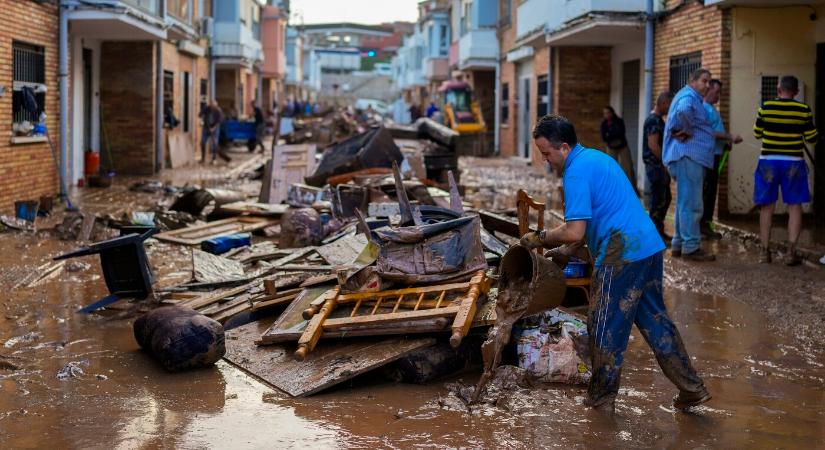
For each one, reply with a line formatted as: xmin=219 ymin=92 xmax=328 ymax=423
xmin=31 ymin=118 xmax=593 ymax=398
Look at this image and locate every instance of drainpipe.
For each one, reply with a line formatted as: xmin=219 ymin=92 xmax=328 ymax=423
xmin=641 ymin=0 xmax=654 ymax=190
xmin=493 ymin=55 xmax=501 ymax=155
xmin=58 ymin=1 xmax=71 ymax=199
xmin=209 ymin=0 xmax=217 ymax=102
xmin=155 ymin=41 xmax=164 ymax=172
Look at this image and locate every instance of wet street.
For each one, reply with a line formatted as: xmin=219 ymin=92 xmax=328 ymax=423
xmin=1 ymin=161 xmax=823 ymax=448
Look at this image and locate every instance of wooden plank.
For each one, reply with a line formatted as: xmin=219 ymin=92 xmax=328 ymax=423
xmin=251 ymin=292 xmax=300 ymax=311
xmin=224 ymin=318 xmax=436 ymax=397
xmin=155 ymin=217 xmax=274 ymax=245
xmin=178 ymin=280 xmax=259 ymax=310
xmin=321 ymin=306 xmax=460 ymax=330
xmin=295 ymin=288 xmax=339 ymax=360
xmin=335 ymin=281 xmax=472 ymax=302
xmin=220 ymin=201 xmax=290 ymax=217
xmin=478 ymin=210 xmax=521 ymax=238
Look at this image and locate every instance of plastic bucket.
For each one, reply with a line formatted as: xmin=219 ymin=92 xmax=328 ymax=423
xmin=15 ymin=200 xmax=39 ymax=222
xmin=84 ymin=151 xmax=100 ymax=178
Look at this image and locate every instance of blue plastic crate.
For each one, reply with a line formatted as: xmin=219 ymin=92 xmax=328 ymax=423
xmin=563 ymin=259 xmax=587 ymax=279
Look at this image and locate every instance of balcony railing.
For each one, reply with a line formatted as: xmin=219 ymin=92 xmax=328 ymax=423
xmin=458 ymin=29 xmax=497 ymax=67
xmin=122 ymin=0 xmax=160 ymax=16
xmin=167 ymin=0 xmax=191 ymax=23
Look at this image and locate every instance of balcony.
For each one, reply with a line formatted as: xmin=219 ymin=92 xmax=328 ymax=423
xmin=213 ymin=22 xmax=263 ymax=67
xmin=67 ymin=0 xmax=166 ymax=40
xmin=540 ymin=0 xmax=661 ymax=46
xmin=457 ymin=29 xmax=497 ymax=70
xmin=424 ymin=57 xmax=449 ymax=81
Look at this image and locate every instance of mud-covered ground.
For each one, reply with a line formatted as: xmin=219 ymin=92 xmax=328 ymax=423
xmin=1 ymin=155 xmax=823 ymax=448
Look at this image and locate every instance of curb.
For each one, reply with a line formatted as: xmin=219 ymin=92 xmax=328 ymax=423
xmin=713 ymin=221 xmax=823 ymax=268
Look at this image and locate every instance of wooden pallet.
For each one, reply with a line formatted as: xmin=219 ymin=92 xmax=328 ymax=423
xmin=154 ymin=217 xmax=276 ymax=245
xmin=293 ymin=270 xmax=490 ymax=360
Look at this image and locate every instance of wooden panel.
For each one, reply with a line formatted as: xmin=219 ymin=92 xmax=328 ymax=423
xmin=155 ymin=217 xmax=275 ymax=245
xmin=260 ymin=144 xmax=317 ymax=204
xmin=224 ymin=318 xmax=436 ymax=397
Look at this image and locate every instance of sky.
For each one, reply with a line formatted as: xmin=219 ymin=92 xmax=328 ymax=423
xmin=289 ymin=0 xmax=420 ymax=25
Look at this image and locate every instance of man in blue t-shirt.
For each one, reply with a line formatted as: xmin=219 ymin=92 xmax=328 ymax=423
xmin=520 ymin=114 xmax=709 ymax=411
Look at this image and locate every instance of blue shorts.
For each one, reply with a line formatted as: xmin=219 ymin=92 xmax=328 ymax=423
xmin=753 ymin=159 xmax=810 ymax=205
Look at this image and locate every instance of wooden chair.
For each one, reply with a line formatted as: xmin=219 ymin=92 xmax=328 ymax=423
xmin=515 ymin=189 xmax=591 ymax=304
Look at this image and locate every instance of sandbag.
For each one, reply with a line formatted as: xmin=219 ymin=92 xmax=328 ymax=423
xmin=134 ymin=306 xmax=225 ymax=372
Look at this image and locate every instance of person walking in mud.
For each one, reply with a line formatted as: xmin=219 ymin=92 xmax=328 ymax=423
xmin=752 ymin=75 xmax=817 ymax=266
xmin=520 ymin=114 xmax=710 ymax=411
xmin=663 ymin=68 xmax=717 ymax=261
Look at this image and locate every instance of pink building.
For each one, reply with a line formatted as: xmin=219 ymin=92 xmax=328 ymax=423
xmin=261 ymin=5 xmax=288 ymax=109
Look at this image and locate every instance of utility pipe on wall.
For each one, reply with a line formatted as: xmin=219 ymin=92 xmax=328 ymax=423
xmin=640 ymin=0 xmax=655 ymax=191
xmin=59 ymin=1 xmax=71 ymax=198
xmin=155 ymin=41 xmax=164 ymax=172
xmin=210 ymin=0 xmax=217 ymax=102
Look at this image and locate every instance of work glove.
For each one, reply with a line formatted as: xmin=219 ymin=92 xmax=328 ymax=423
xmin=544 ymin=247 xmax=570 ymax=269
xmin=519 ymin=231 xmax=545 ymax=249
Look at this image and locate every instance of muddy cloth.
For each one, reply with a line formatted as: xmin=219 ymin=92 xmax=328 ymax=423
xmin=587 ymin=251 xmax=705 ymax=407
xmin=372 ymin=216 xmax=487 ymax=284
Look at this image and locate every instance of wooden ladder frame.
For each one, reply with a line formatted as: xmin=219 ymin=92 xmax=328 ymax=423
xmin=294 ymin=270 xmax=489 ymax=360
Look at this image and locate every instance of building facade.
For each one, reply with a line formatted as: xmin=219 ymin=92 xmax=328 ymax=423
xmin=0 ymin=0 xmax=60 ymax=212
xmin=213 ymin=0 xmax=264 ymax=119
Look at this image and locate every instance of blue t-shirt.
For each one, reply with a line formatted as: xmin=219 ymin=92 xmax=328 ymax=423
xmin=703 ymin=101 xmax=726 ymax=155
xmin=563 ymin=144 xmax=666 ymax=266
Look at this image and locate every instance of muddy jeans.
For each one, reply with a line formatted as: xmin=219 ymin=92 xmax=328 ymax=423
xmin=587 ymin=252 xmax=705 ymax=406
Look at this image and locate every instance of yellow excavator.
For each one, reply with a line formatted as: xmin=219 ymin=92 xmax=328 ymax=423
xmin=440 ymin=80 xmax=486 ymax=134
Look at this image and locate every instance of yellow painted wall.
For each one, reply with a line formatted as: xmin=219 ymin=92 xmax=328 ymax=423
xmin=728 ymin=6 xmax=816 ymax=213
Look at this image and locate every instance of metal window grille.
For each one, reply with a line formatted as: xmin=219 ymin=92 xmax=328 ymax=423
xmin=668 ymin=51 xmax=702 ymax=94
xmin=501 ymin=82 xmax=509 ymax=124
xmin=12 ymin=42 xmax=46 ymax=124
xmin=761 ymin=76 xmax=779 ymax=103
xmin=537 ymin=74 xmax=549 ymax=118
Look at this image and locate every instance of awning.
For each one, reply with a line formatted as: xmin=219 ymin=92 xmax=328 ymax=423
xmin=68 ymin=8 xmax=166 ymax=40
xmin=545 ymin=15 xmax=643 ymax=46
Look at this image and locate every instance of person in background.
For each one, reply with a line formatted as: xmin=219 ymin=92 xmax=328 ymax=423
xmin=251 ymin=101 xmax=266 ymax=153
xmin=409 ymin=103 xmax=422 ymax=122
xmin=702 ymin=79 xmax=743 ymax=240
xmin=643 ymin=91 xmax=674 ymax=244
xmin=426 ymin=101 xmax=439 ymax=118
xmin=201 ymin=101 xmax=223 ymax=164
xmin=600 ymin=106 xmax=637 ymax=189
xmin=752 ymin=75 xmax=818 ymax=266
xmin=663 ymin=68 xmax=717 ymax=261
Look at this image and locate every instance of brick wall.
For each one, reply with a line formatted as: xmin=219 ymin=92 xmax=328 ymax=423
xmin=0 ymin=0 xmax=59 ymax=213
xmin=498 ymin=13 xmax=518 ymax=157
xmin=529 ymin=44 xmax=551 ymax=165
xmin=100 ymin=41 xmax=156 ymax=175
xmin=555 ymin=46 xmax=612 ymax=149
xmin=654 ymin=1 xmax=731 ymax=215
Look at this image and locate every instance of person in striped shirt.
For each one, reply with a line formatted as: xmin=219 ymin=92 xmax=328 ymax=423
xmin=753 ymin=75 xmax=817 ymax=266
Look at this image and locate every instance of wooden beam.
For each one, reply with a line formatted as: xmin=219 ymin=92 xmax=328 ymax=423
xmin=321 ymin=306 xmax=460 ymax=330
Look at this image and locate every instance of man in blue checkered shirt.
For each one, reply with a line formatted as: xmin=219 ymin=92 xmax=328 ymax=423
xmin=663 ymin=68 xmax=717 ymax=262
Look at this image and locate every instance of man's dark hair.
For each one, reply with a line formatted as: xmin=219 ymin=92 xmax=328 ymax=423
xmin=780 ymin=75 xmax=799 ymax=93
xmin=709 ymin=79 xmax=722 ymax=88
xmin=532 ymin=114 xmax=578 ymax=147
xmin=656 ymin=91 xmax=673 ymax=108
xmin=690 ymin=68 xmax=711 ymax=81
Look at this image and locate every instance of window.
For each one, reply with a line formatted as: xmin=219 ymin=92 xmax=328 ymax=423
xmin=761 ymin=76 xmax=779 ymax=103
xmin=501 ymin=82 xmax=509 ymax=125
xmin=12 ymin=41 xmax=46 ymax=127
xmin=182 ymin=72 xmax=191 ymax=132
xmin=669 ymin=51 xmax=702 ymax=94
xmin=439 ymin=24 xmax=448 ymax=52
xmin=167 ymin=0 xmax=190 ymax=22
xmin=163 ymin=70 xmax=174 ymax=127
xmin=200 ymin=78 xmax=208 ymax=104
xmin=537 ymin=74 xmax=549 ymax=118
xmin=500 ymin=0 xmax=512 ymax=27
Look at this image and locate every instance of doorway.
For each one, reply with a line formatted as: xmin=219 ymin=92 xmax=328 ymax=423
xmin=82 ymin=48 xmax=93 ymax=151
xmin=815 ymin=43 xmax=825 ymax=218
xmin=622 ymin=59 xmax=641 ymax=180
xmin=518 ymin=76 xmax=531 ymax=158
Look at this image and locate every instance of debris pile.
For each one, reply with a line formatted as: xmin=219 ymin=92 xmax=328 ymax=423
xmin=1 ymin=119 xmax=594 ymax=400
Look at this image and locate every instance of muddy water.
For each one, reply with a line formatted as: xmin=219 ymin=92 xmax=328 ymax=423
xmin=2 ymin=228 xmax=824 ymax=448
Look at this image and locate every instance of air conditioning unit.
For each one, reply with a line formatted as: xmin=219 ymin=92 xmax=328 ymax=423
xmin=200 ymin=16 xmax=214 ymax=38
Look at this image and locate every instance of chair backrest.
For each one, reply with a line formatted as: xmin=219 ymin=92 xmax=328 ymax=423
xmin=516 ymin=189 xmax=545 ymax=253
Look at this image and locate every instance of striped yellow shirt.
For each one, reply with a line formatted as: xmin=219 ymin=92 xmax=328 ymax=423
xmin=753 ymin=98 xmax=818 ymax=158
